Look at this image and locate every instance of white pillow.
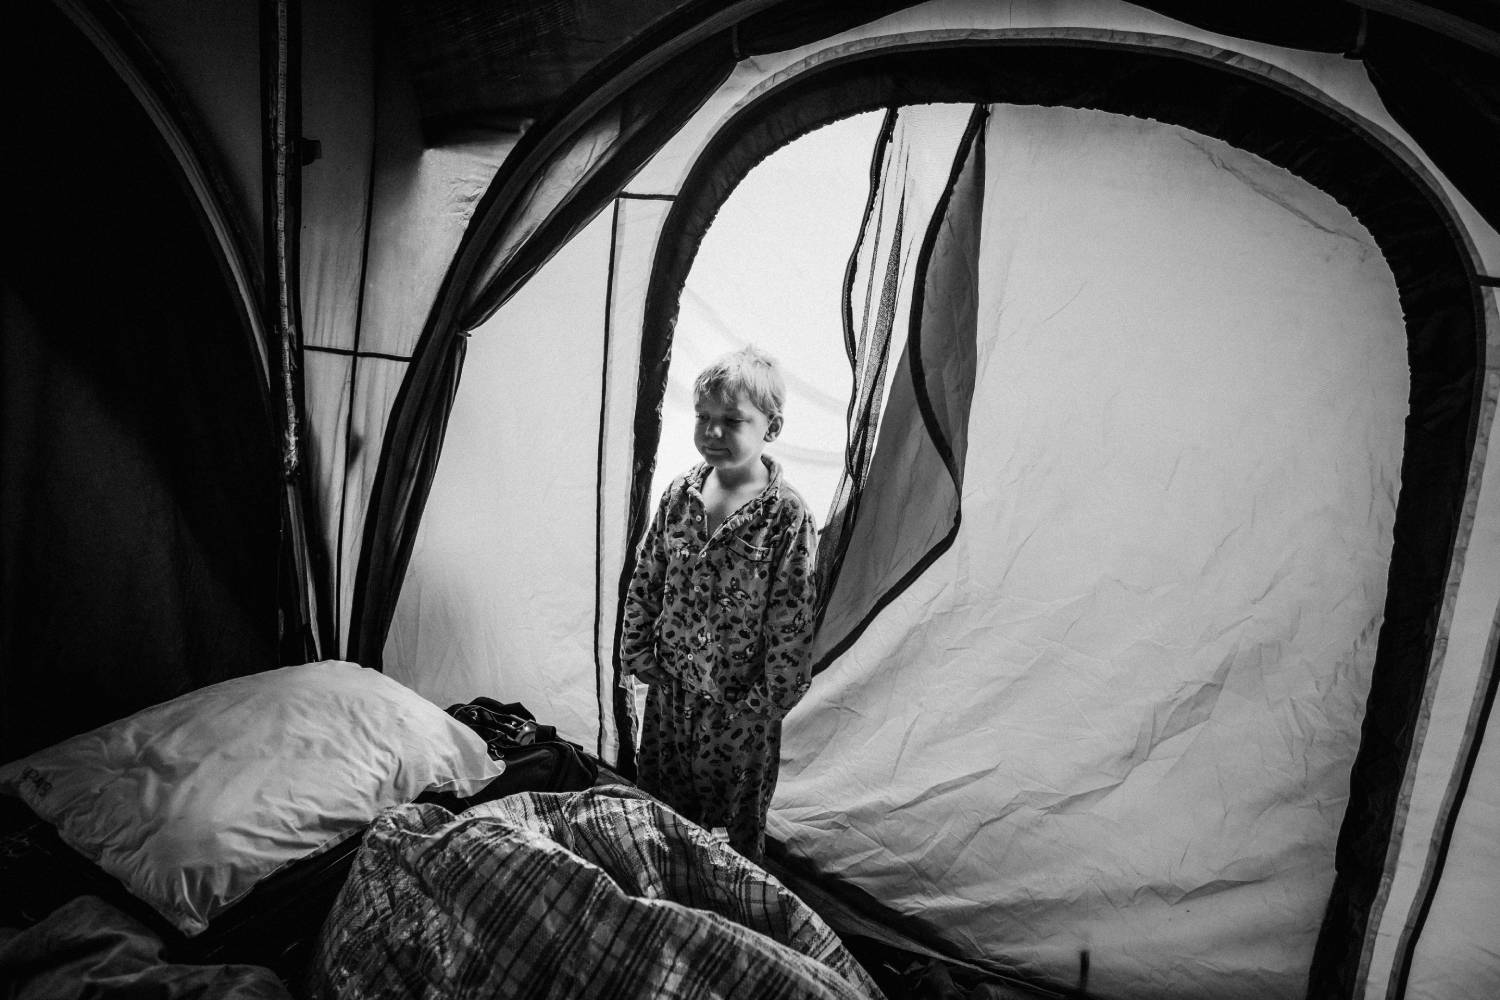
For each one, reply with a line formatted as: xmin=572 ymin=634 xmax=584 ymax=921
xmin=0 ymin=660 xmax=504 ymax=936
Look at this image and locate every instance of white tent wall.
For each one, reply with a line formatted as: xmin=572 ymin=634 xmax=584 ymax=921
xmin=385 ymin=208 xmax=620 ymax=749
xmin=297 ymin=0 xmax=376 ymax=650
xmin=383 ymin=192 xmax=672 ymax=760
xmin=309 ymin=7 xmax=518 ymax=650
xmin=775 ymin=103 xmax=1409 ymax=999
xmin=590 ymin=195 xmax=681 ymax=761
xmin=331 ymin=133 xmax=517 ymax=653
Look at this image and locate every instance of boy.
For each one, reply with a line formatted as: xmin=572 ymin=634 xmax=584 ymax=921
xmin=620 ymin=345 xmax=819 ymax=862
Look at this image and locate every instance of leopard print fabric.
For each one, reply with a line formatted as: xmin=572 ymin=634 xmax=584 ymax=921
xmin=621 ymin=456 xmax=818 ymax=860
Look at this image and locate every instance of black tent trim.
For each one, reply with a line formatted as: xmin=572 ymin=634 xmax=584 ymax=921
xmin=1391 ymin=630 xmax=1500 ymax=995
xmin=598 ymin=198 xmax=636 ymax=773
xmin=304 ymin=344 xmax=414 ymax=363
xmin=905 ymin=102 xmax=987 ymax=487
xmin=332 ymin=143 xmax=383 ymax=657
xmin=624 ymin=35 xmax=1484 ymax=997
xmin=599 ymin=195 xmax=685 ymax=768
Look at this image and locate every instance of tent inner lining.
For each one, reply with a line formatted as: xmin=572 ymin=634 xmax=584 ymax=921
xmin=628 ymin=37 xmax=1484 ymax=999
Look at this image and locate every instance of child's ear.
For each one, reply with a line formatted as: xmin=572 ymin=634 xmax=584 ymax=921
xmin=765 ymin=414 xmax=783 ymax=442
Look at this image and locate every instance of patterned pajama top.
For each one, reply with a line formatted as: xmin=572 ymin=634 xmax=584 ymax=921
xmin=621 ymin=457 xmax=819 ymax=719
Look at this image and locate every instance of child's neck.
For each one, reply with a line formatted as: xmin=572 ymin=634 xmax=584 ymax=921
xmin=709 ymin=458 xmax=768 ymax=493
xmin=702 ymin=460 xmax=768 ymax=535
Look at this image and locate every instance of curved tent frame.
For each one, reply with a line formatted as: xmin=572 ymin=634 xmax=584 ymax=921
xmin=353 ymin=3 xmax=1500 ymax=998
xmin=628 ymin=35 xmax=1487 ymax=999
xmin=352 ymin=4 xmax=1500 ymax=679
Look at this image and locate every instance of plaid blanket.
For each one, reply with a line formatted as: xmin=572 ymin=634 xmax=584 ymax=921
xmin=305 ymin=784 xmax=883 ymax=1000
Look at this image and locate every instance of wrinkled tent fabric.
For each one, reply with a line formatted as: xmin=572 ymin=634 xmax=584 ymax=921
xmin=384 ymin=5 xmax=1500 ymax=998
xmin=779 ymin=102 xmax=1411 ymax=999
xmin=297 ymin=0 xmax=522 ymax=653
xmin=11 ymin=2 xmax=1500 ymax=1000
xmin=814 ymin=102 xmax=985 ymax=669
xmin=356 ymin=2 xmax=1500 ymax=696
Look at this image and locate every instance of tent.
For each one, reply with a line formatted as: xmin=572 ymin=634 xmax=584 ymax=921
xmin=4 ymin=1 xmax=1499 ymax=997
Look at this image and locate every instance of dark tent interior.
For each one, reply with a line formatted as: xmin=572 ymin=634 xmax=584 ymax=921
xmin=3 ymin=3 xmax=1499 ymax=1000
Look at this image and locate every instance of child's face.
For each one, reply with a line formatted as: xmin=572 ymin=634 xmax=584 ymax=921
xmin=694 ymin=389 xmax=781 ymax=475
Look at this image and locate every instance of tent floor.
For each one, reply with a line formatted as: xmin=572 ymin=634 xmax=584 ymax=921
xmin=762 ymin=845 xmax=1084 ymax=1000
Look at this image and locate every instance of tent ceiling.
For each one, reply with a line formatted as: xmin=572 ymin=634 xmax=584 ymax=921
xmin=380 ymin=1 xmax=1500 ymax=226
xmin=380 ymin=1 xmax=1500 ymax=105
xmin=386 ymin=0 xmax=685 ymax=140
xmin=1143 ymin=0 xmax=1500 ymax=54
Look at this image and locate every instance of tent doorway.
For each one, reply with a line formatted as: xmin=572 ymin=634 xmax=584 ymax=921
xmin=648 ymin=113 xmax=885 ymax=526
xmin=625 ymin=45 xmax=1483 ymax=997
xmin=385 ymin=28 xmax=1488 ymax=999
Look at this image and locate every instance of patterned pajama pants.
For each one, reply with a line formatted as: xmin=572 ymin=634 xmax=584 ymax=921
xmin=636 ymin=679 xmax=782 ymax=863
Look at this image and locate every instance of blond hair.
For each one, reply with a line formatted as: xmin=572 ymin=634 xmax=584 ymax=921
xmin=693 ymin=345 xmax=786 ymax=418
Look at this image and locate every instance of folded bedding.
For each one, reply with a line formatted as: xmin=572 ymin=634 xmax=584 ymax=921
xmin=307 ymin=784 xmax=884 ymax=1000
